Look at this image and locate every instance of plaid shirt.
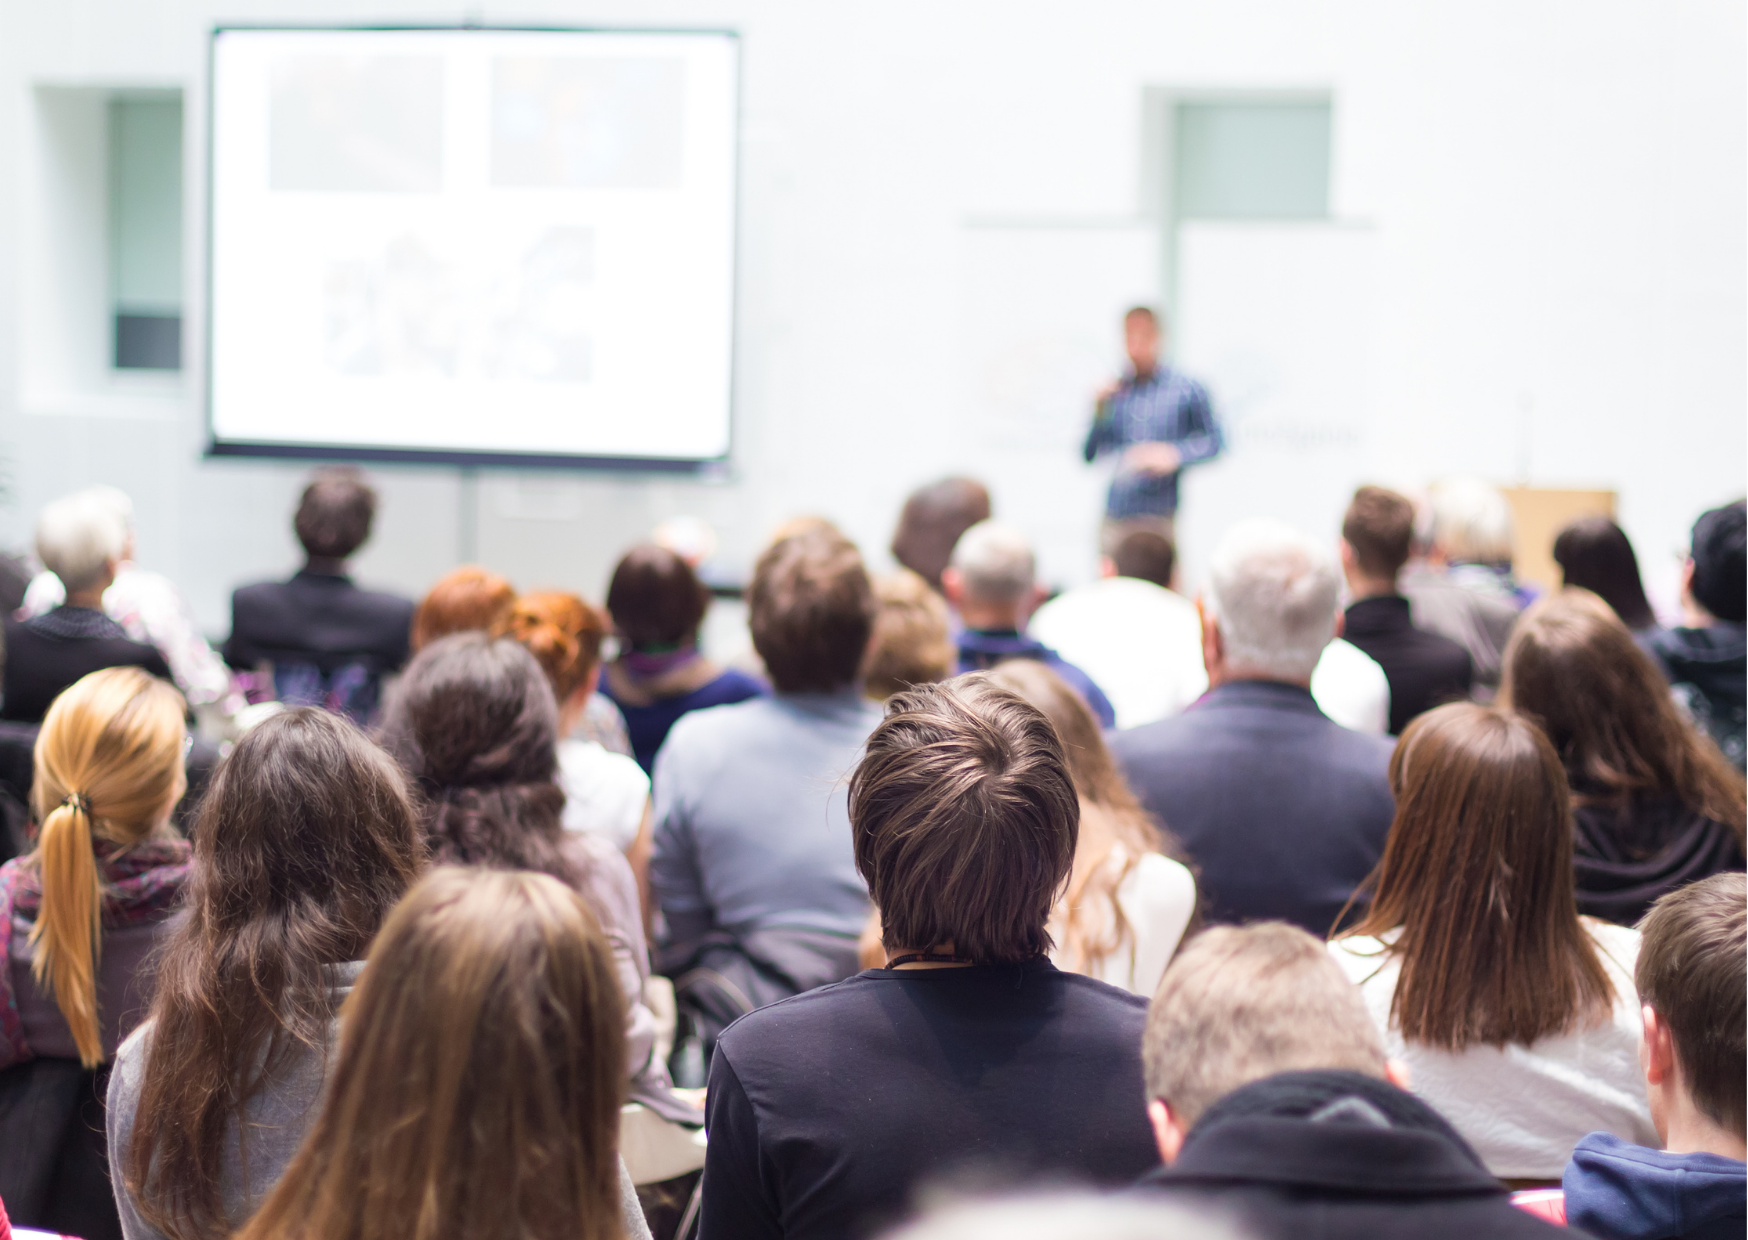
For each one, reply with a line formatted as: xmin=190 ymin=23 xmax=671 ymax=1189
xmin=1082 ymin=367 xmax=1223 ymax=519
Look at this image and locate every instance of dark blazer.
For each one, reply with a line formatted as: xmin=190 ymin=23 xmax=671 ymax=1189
xmin=1109 ymin=679 xmax=1395 ymax=935
xmin=1137 ymin=1070 xmax=1568 ymax=1239
xmin=225 ymin=570 xmax=414 ymax=676
xmin=1 ymin=609 xmax=173 ymax=724
xmin=1343 ymin=595 xmax=1474 ymax=734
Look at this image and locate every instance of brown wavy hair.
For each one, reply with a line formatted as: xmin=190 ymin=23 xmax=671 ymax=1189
xmin=1339 ymin=703 xmax=1614 ymax=1050
xmin=1501 ymin=588 xmax=1745 ymax=842
xmin=412 ymin=566 xmax=516 ymax=651
xmin=493 ymin=590 xmax=609 ymax=704
xmin=125 ymin=708 xmax=422 ymax=1239
xmin=235 ymin=868 xmax=627 ymax=1240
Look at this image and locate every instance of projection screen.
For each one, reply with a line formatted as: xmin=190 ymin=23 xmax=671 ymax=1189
xmin=207 ymin=27 xmax=738 ymax=468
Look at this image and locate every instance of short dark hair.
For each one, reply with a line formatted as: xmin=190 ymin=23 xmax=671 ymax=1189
xmin=1113 ymin=531 xmax=1175 ymax=587
xmin=1636 ymin=872 xmax=1746 ymax=1136
xmin=748 ymin=530 xmax=876 ymax=693
xmin=294 ymin=468 xmax=377 ymax=560
xmin=1690 ymin=500 xmax=1746 ymax=623
xmin=890 ymin=478 xmax=991 ymax=592
xmin=605 ymin=545 xmax=711 ymax=650
xmin=1342 ymin=486 xmax=1415 ymax=579
xmin=849 ymin=676 xmax=1078 ymax=964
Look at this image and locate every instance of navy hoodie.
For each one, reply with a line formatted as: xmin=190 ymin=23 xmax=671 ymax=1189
xmin=1565 ymin=1131 xmax=1746 ymax=1240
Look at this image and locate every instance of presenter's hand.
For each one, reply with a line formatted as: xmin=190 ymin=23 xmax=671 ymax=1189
xmin=1122 ymin=441 xmax=1183 ymax=476
xmin=1094 ymin=379 xmax=1121 ymax=405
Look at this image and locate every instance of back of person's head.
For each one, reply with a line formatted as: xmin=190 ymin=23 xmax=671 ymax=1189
xmin=1206 ymin=519 xmax=1340 ymax=681
xmin=865 ymin=570 xmax=954 ymax=701
xmin=1342 ymin=486 xmax=1415 ymax=581
xmin=1144 ymin=923 xmax=1387 ymax=1128
xmin=29 ymin=666 xmax=186 ymax=1067
xmin=850 ymin=675 xmax=1078 ymax=964
xmin=748 ymin=528 xmax=876 ymax=693
xmin=891 ymin=477 xmax=993 ymax=592
xmin=1112 ymin=530 xmax=1175 ymax=588
xmin=948 ymin=520 xmax=1036 ymax=604
xmin=236 ymin=868 xmax=626 ymax=1240
xmin=1551 ymin=516 xmax=1656 ymax=630
xmin=606 ymin=543 xmax=712 ymax=651
xmin=412 ymin=566 xmax=516 ymax=651
xmin=1689 ymin=500 xmax=1746 ymax=623
xmin=1635 ymin=872 xmax=1746 ymax=1138
xmin=128 ymin=709 xmax=422 ymax=1240
xmin=1427 ymin=477 xmax=1514 ymax=566
xmin=494 ymin=591 xmax=608 ymax=704
xmin=1347 ymin=702 xmax=1612 ymax=1050
xmin=377 ymin=633 xmax=569 ymax=879
xmin=1502 ymin=589 xmax=1745 ymax=833
xmin=36 ymin=488 xmax=130 ymax=594
xmin=293 ymin=466 xmax=377 ymax=561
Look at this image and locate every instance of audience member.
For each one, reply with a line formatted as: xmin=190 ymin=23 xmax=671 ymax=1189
xmin=1136 ymin=922 xmax=1567 ymax=1237
xmin=1563 ymin=873 xmax=1745 ymax=1240
xmin=21 ymin=487 xmax=239 ymax=720
xmin=378 ymin=634 xmax=694 ymax=1126
xmin=889 ymin=476 xmax=991 ymax=593
xmin=3 ymin=495 xmax=173 ymax=724
xmin=651 ymin=530 xmax=879 ymax=1058
xmin=1110 ymin=520 xmax=1395 ymax=935
xmin=232 ymin=868 xmax=649 ymax=1240
xmin=1329 ymin=703 xmax=1657 ymax=1179
xmin=1502 ymin=590 xmax=1744 ymax=924
xmin=1552 ymin=516 xmax=1658 ymax=631
xmin=601 ymin=544 xmax=766 ymax=772
xmin=110 ymin=709 xmax=422 ymax=1240
xmin=986 ymin=660 xmax=1196 ymax=996
xmin=1399 ymin=478 xmax=1525 ymax=697
xmin=700 ymin=677 xmax=1159 ymax=1240
xmin=864 ymin=570 xmax=954 ymax=701
xmin=943 ymin=520 xmax=1116 ymax=727
xmin=1339 ymin=485 xmax=1474 ymax=734
xmin=0 ymin=669 xmax=188 ymax=1240
xmin=410 ymin=564 xmax=516 ymax=650
xmin=224 ymin=468 xmax=415 ymax=722
xmin=1642 ymin=501 xmax=1746 ymax=770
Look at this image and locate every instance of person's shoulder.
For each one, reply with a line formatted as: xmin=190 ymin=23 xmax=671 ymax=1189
xmin=559 ymin=738 xmax=650 ymax=794
xmin=1109 ymin=710 xmax=1199 ymax=759
xmin=705 ymin=667 xmax=768 ymax=699
xmin=350 ymin=583 xmax=417 ymax=617
xmin=714 ymin=971 xmax=877 ymax=1055
xmin=1128 ymin=852 xmax=1197 ymax=905
xmin=231 ymin=577 xmax=285 ymax=604
xmin=658 ymin=693 xmax=773 ymax=759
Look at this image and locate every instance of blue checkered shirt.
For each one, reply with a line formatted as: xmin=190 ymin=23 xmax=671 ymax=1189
xmin=1082 ymin=367 xmax=1224 ymax=519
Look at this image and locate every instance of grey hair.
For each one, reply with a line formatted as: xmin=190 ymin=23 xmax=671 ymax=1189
xmin=36 ymin=489 xmax=129 ymax=593
xmin=1205 ymin=519 xmax=1340 ymax=682
xmin=1427 ymin=478 xmax=1514 ymax=565
xmin=885 ymin=1193 xmax=1250 ymax=1240
xmin=948 ymin=520 xmax=1036 ymax=604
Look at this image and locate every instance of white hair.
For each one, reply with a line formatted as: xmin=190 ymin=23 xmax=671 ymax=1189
xmin=1206 ymin=519 xmax=1340 ymax=682
xmin=886 ymin=1193 xmax=1247 ymax=1240
xmin=36 ymin=489 xmax=129 ymax=593
xmin=1427 ymin=478 xmax=1514 ymax=565
xmin=948 ymin=519 xmax=1035 ymax=604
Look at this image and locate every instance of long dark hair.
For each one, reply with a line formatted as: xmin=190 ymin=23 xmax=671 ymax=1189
xmin=1340 ymin=703 xmax=1613 ymax=1050
xmin=1552 ymin=516 xmax=1656 ymax=630
xmin=235 ymin=868 xmax=627 ymax=1240
xmin=377 ymin=633 xmax=573 ymax=881
xmin=1502 ymin=589 xmax=1745 ymax=841
xmin=126 ymin=709 xmax=423 ymax=1239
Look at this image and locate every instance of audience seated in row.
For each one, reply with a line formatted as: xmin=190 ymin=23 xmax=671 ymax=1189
xmin=1110 ymin=519 xmax=1396 ymax=935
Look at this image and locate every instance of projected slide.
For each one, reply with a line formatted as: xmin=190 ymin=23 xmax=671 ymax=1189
xmin=208 ymin=28 xmax=738 ymax=466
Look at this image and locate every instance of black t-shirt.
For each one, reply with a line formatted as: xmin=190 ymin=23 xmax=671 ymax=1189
xmin=700 ymin=958 xmax=1159 ymax=1240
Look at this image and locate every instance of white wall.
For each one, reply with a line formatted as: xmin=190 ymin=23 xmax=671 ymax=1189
xmin=2 ymin=0 xmax=1742 ymax=634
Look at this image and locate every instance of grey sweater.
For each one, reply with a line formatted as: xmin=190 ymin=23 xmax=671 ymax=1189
xmin=106 ymin=962 xmax=652 ymax=1240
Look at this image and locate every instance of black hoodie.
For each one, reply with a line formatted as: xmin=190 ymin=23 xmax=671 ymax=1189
xmin=1136 ymin=1070 xmax=1578 ymax=1239
xmin=1641 ymin=623 xmax=1746 ymax=771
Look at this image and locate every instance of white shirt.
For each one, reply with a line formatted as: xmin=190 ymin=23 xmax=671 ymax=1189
xmin=1030 ymin=577 xmax=1391 ymax=735
xmin=1328 ymin=919 xmax=1656 ymax=1178
xmin=557 ymin=738 xmax=651 ymax=852
xmin=1052 ymin=848 xmax=1198 ymax=998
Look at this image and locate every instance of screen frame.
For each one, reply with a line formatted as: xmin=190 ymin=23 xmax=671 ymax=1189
xmin=203 ymin=23 xmax=740 ymax=473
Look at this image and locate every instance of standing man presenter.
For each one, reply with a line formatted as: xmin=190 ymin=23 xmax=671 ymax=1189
xmin=1084 ymin=307 xmax=1224 ymax=555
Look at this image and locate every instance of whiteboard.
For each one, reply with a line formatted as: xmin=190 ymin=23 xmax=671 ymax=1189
xmin=207 ymin=27 xmax=738 ymax=468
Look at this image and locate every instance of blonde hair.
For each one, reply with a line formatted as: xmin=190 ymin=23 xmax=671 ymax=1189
xmin=29 ymin=666 xmax=187 ymax=1066
xmin=865 ymin=570 xmax=954 ymax=700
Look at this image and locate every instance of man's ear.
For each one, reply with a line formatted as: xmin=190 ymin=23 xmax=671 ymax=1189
xmin=1338 ymin=539 xmax=1357 ymax=571
xmin=1333 ymin=609 xmax=1346 ymax=641
xmin=940 ymin=567 xmax=965 ymax=609
xmin=1098 ymin=555 xmax=1118 ymax=579
xmin=1641 ymin=1006 xmax=1677 ymax=1087
xmin=1148 ymin=1099 xmax=1186 ymax=1165
xmin=1196 ymin=595 xmax=1222 ymax=676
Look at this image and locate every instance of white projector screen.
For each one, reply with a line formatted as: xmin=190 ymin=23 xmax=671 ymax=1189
xmin=207 ymin=27 xmax=738 ymax=468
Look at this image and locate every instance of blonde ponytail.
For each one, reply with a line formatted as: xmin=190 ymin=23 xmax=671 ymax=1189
xmin=27 ymin=667 xmax=186 ymax=1068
